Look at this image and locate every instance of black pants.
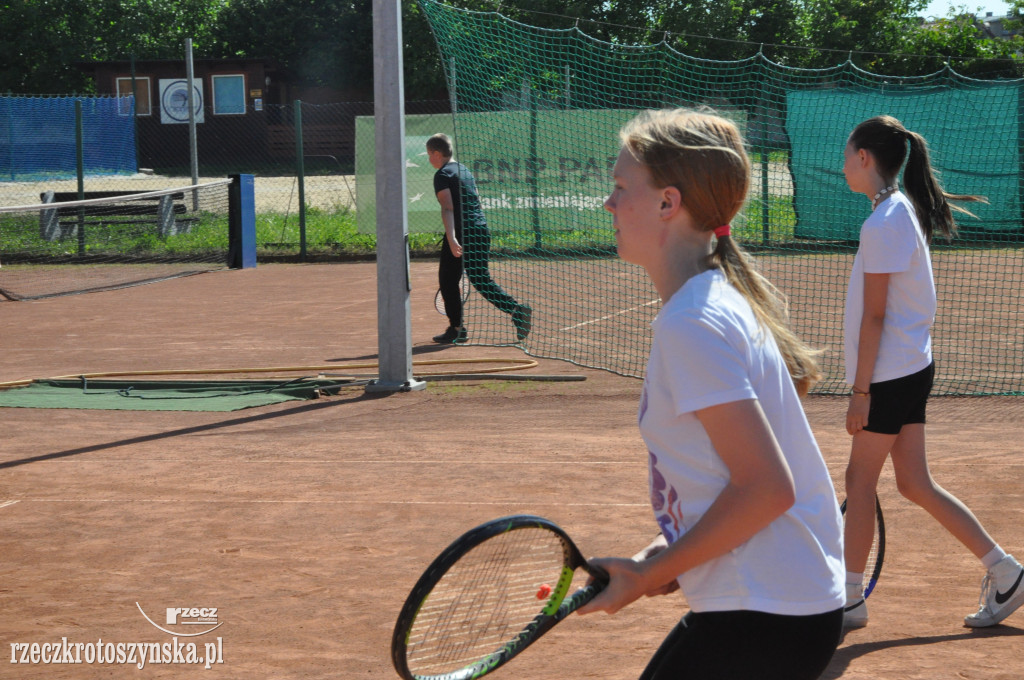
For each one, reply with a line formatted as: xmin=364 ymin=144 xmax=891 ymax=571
xmin=639 ymin=608 xmax=843 ymax=680
xmin=438 ymin=225 xmax=518 ymax=328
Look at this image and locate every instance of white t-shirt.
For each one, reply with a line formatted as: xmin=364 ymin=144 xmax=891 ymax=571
xmin=844 ymin=192 xmax=935 ymax=385
xmin=640 ymin=269 xmax=845 ymax=616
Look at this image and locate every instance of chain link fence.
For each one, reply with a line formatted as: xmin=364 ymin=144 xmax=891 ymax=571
xmin=0 ymin=98 xmax=453 ymax=261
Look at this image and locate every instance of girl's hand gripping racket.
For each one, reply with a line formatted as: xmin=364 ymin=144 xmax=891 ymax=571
xmin=391 ymin=514 xmax=608 ymax=680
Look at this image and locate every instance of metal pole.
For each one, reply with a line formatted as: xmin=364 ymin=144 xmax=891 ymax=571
xmin=449 ymin=57 xmax=457 ymax=114
xmin=564 ymin=64 xmax=571 ymax=108
xmin=295 ymin=100 xmax=307 ymax=260
xmin=185 ymin=38 xmax=200 ymax=210
xmin=130 ymin=54 xmax=140 ymax=169
xmin=75 ymin=100 xmax=85 ymax=257
xmin=761 ymin=152 xmax=770 ymax=246
xmin=367 ymin=0 xmax=424 ymax=393
xmin=527 ymin=78 xmax=541 ymax=252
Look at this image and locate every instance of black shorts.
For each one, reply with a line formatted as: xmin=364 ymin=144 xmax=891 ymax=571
xmin=864 ymin=362 xmax=935 ymax=435
xmin=639 ymin=608 xmax=843 ymax=680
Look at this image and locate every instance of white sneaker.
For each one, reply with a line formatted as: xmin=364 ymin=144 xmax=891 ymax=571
xmin=964 ymin=555 xmax=1024 ymax=628
xmin=843 ymin=583 xmax=868 ymax=629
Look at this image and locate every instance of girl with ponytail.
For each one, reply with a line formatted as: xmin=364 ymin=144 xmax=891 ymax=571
xmin=575 ymin=109 xmax=845 ymax=680
xmin=840 ymin=115 xmax=1022 ymax=630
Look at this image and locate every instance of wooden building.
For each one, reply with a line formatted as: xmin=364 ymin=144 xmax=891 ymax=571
xmin=81 ymin=58 xmax=375 ymax=171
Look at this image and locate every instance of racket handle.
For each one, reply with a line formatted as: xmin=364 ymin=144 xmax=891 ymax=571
xmin=553 ymin=579 xmax=606 ymax=621
xmin=587 ymin=563 xmax=610 ymax=585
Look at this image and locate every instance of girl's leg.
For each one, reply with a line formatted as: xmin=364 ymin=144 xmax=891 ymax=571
xmin=890 ymin=423 xmax=1024 ymax=627
xmin=844 ymin=430 xmax=897 ymax=573
xmin=843 ymin=431 xmax=895 ymax=627
xmin=889 ymin=423 xmax=996 ymax=559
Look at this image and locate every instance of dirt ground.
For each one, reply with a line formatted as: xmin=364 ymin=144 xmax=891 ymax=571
xmin=1 ymin=262 xmax=1022 ymax=679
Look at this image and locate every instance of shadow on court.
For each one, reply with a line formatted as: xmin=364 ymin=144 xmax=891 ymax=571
xmin=0 ymin=389 xmax=388 ymax=470
xmin=823 ymin=625 xmax=1024 ymax=679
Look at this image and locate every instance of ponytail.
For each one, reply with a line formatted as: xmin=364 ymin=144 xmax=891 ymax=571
xmin=850 ymin=116 xmax=986 ymax=243
xmin=902 ymin=130 xmax=985 ymax=242
xmin=710 ymin=234 xmax=822 ymax=396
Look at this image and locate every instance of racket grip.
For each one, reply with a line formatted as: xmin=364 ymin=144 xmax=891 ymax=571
xmin=554 ymin=581 xmax=605 ymax=620
xmin=553 ymin=564 xmax=609 ymax=622
xmin=587 ymin=563 xmax=610 ymax=586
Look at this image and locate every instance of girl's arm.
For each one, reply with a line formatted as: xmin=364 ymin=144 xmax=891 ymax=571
xmin=577 ymin=398 xmax=796 ymax=615
xmin=847 ymin=273 xmax=889 ymax=435
xmin=629 ymin=534 xmax=677 ymax=597
xmin=435 ymin=188 xmax=462 ymax=257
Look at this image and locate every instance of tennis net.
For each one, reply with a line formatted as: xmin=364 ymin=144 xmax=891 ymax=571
xmin=0 ymin=180 xmax=232 ymax=300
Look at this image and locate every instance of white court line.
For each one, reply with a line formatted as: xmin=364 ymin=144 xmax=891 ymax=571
xmin=15 ymin=498 xmax=647 ymax=507
xmin=559 ymin=299 xmax=660 ymax=332
xmin=0 ymin=500 xmax=20 ymax=509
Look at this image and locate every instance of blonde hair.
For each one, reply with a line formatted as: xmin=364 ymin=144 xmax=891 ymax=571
xmin=621 ymin=108 xmax=821 ymax=396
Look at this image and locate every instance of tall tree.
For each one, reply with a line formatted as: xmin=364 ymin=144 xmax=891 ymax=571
xmin=0 ymin=0 xmax=223 ymax=94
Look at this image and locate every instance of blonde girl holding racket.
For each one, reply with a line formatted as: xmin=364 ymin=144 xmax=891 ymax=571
xmin=840 ymin=115 xmax=1023 ymax=629
xmin=576 ymin=109 xmax=845 ymax=680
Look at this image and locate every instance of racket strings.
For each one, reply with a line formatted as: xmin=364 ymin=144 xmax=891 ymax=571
xmin=865 ymin=511 xmax=880 ymax=569
xmin=406 ymin=527 xmax=568 ymax=674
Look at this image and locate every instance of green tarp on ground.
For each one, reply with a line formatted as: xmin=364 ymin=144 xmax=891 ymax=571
xmin=0 ymin=378 xmax=346 ymax=411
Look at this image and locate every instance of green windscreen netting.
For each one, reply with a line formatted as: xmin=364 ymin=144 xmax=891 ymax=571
xmin=397 ymin=0 xmax=1024 ymax=395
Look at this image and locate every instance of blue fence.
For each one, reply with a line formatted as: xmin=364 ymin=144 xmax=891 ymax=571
xmin=0 ymin=96 xmax=137 ymax=182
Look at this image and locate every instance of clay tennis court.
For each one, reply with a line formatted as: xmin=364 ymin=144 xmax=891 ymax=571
xmin=1 ymin=261 xmax=1022 ymax=679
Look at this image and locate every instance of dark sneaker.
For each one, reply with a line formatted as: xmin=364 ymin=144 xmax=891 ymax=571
xmin=512 ymin=304 xmax=532 ymax=341
xmin=965 ymin=556 xmax=1024 ymax=627
xmin=432 ymin=326 xmax=466 ymax=345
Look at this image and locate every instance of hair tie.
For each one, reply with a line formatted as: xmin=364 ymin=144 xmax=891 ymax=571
xmin=713 ymin=224 xmax=731 ymax=238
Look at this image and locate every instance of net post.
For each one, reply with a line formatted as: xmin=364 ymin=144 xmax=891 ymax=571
xmin=39 ymin=190 xmax=58 ymax=241
xmin=227 ymin=174 xmax=257 ymax=269
xmin=366 ymin=0 xmax=425 ymax=394
xmin=156 ymin=194 xmax=175 ymax=237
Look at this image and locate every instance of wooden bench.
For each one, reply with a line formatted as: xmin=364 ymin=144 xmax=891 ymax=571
xmin=39 ymin=190 xmax=199 ymax=241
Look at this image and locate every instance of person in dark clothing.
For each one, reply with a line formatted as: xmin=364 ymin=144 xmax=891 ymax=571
xmin=426 ymin=133 xmax=531 ymax=344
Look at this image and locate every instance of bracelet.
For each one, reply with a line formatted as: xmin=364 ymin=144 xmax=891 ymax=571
xmin=851 ymin=387 xmax=870 ymax=397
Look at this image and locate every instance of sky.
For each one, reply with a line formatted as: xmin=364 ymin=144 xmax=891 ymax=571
xmin=923 ymin=0 xmax=1013 ymax=18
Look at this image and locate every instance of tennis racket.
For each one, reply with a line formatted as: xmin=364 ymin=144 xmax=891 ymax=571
xmin=434 ymin=274 xmax=470 ymax=316
xmin=840 ymin=494 xmax=886 ymax=598
xmin=391 ymin=514 xmax=608 ymax=680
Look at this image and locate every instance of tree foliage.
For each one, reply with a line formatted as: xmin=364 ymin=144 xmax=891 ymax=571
xmin=209 ymin=0 xmax=375 ymax=93
xmin=1 ymin=0 xmax=1022 ymax=97
xmin=0 ymin=0 xmax=223 ymax=94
